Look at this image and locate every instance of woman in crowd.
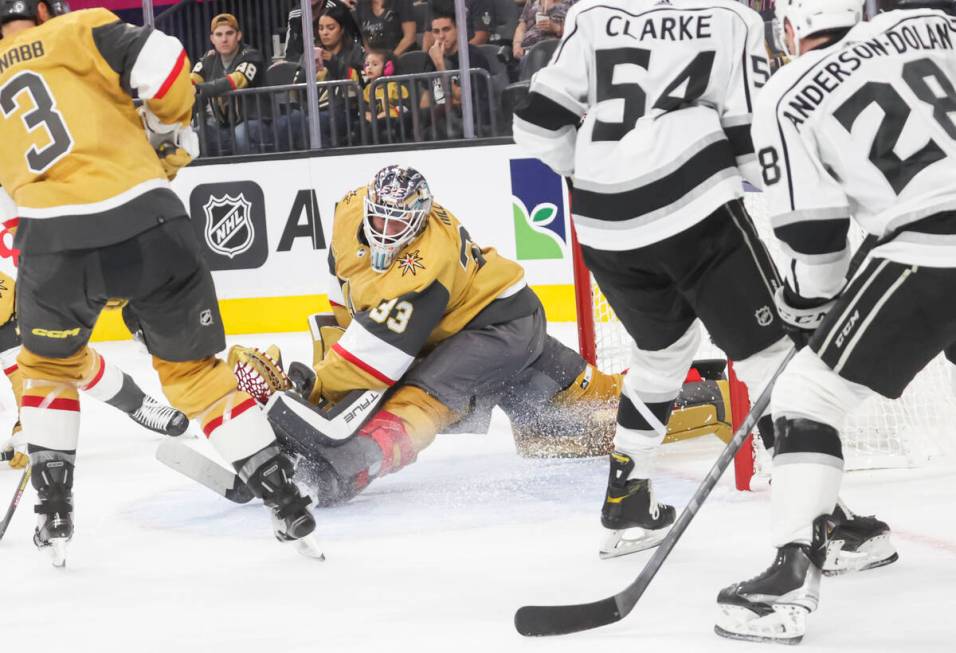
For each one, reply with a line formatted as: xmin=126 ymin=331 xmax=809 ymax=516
xmin=356 ymin=0 xmax=417 ymax=56
xmin=511 ymin=0 xmax=571 ymax=59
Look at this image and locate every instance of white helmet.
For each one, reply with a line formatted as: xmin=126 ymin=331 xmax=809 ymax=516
xmin=775 ymin=0 xmax=864 ymax=56
xmin=363 ymin=165 xmax=433 ymax=273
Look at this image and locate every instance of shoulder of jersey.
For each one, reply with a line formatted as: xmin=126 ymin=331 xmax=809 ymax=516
xmin=755 ymin=47 xmax=829 ymax=117
xmin=58 ymin=7 xmax=122 ymax=29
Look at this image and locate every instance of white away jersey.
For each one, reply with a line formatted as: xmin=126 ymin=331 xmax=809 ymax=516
xmin=753 ymin=9 xmax=956 ymax=300
xmin=513 ymin=0 xmax=769 ymax=251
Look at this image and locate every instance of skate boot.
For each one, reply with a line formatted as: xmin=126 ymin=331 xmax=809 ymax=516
xmin=129 ymin=395 xmax=189 ymax=436
xmin=241 ymin=447 xmax=323 ymax=559
xmin=32 ymin=454 xmax=75 ymax=568
xmin=823 ymin=502 xmax=898 ymax=576
xmin=599 ymin=452 xmax=676 ymax=559
xmin=715 ymin=514 xmax=832 ymax=645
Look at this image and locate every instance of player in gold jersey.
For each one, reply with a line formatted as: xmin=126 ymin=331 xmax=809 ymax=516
xmin=236 ymin=166 xmax=625 ymax=506
xmin=0 ymin=1 xmax=319 ymax=564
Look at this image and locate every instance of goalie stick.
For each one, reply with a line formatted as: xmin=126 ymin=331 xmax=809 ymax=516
xmin=514 ymin=347 xmax=797 ymax=637
xmin=155 ymin=439 xmax=254 ymax=504
xmin=0 ymin=467 xmax=31 ymax=543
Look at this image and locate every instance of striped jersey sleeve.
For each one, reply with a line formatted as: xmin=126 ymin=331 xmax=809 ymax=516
xmin=92 ymin=18 xmax=193 ymax=126
xmin=751 ymin=64 xmax=852 ymax=301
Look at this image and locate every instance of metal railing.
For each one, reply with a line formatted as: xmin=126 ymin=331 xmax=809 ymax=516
xmin=193 ymin=69 xmax=501 ymax=157
xmin=367 ymin=69 xmax=498 ymax=145
xmin=194 ymin=78 xmax=366 ymax=156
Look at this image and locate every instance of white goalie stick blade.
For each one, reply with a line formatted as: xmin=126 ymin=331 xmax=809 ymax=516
xmin=155 ymin=439 xmax=254 ymax=504
xmin=265 ymin=388 xmax=383 ymax=454
xmin=599 ymin=526 xmax=670 ymax=560
xmin=714 ymin=603 xmax=809 ymax=645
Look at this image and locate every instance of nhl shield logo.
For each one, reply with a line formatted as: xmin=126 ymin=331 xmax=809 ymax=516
xmin=755 ymin=305 xmax=774 ymax=327
xmin=203 ymin=194 xmax=255 ymax=259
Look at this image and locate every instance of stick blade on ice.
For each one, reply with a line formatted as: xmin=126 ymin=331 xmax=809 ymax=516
xmin=514 ymin=596 xmax=623 ymax=636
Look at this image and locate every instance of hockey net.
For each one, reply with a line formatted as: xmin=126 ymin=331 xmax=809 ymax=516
xmin=572 ymin=191 xmax=956 ymax=487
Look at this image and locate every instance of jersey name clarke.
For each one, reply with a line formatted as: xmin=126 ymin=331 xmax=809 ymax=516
xmin=605 ymin=13 xmax=713 ymax=41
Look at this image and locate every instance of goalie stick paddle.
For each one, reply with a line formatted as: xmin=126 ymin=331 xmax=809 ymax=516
xmin=514 ymin=347 xmax=797 ymax=637
xmin=155 ymin=439 xmax=254 ymax=504
xmin=0 ymin=467 xmax=31 ymax=543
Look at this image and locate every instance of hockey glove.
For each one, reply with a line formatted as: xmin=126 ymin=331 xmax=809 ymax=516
xmin=2 ymin=422 xmax=27 ymax=469
xmin=774 ymin=285 xmax=836 ymax=348
xmin=230 ymin=345 xmax=291 ymax=404
xmin=139 ymin=107 xmax=200 ymax=181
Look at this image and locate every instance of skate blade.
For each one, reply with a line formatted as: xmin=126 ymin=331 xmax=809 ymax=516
xmin=598 ymin=526 xmax=669 ymax=560
xmin=294 ymin=533 xmax=326 ymax=561
xmin=823 ymin=534 xmax=899 ymax=576
xmin=48 ymin=538 xmax=69 ymax=568
xmin=714 ymin=604 xmax=807 ymax=645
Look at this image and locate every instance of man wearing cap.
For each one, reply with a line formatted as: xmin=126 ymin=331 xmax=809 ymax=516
xmin=191 ymin=13 xmax=265 ymax=155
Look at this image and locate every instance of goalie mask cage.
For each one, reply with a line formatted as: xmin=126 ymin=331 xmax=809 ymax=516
xmin=571 ymin=191 xmax=956 ymax=490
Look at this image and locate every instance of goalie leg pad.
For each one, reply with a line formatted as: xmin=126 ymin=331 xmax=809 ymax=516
xmin=379 ymin=385 xmax=455 ymax=453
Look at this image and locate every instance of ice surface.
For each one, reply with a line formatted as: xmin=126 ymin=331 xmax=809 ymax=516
xmin=2 ymin=326 xmax=954 ymax=652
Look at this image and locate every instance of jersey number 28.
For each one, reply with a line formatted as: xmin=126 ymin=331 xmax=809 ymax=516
xmin=834 ymin=57 xmax=956 ymax=194
xmin=0 ymin=71 xmax=74 ymax=174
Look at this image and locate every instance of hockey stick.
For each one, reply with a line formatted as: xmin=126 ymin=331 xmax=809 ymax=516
xmin=0 ymin=467 xmax=31 ymax=543
xmin=514 ymin=346 xmax=797 ymax=637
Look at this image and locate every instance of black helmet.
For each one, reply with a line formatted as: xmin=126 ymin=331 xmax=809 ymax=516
xmin=893 ymin=0 xmax=956 ymax=15
xmin=0 ymin=0 xmax=50 ymax=25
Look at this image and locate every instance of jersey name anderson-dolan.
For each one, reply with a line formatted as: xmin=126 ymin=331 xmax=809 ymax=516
xmin=0 ymin=40 xmax=45 ymax=76
xmin=606 ymin=13 xmax=713 ymax=41
xmin=782 ymin=19 xmax=954 ymax=129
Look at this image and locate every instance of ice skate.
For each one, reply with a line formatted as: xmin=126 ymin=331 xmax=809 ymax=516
xmin=129 ymin=394 xmax=189 ymax=436
xmin=599 ymin=452 xmax=675 ymax=559
xmin=243 ymin=450 xmax=324 ymax=560
xmin=823 ymin=503 xmax=898 ymax=576
xmin=32 ymin=456 xmax=75 ymax=568
xmin=715 ymin=515 xmax=831 ymax=645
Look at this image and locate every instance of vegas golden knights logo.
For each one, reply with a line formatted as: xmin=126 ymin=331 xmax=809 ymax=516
xmin=203 ymin=193 xmax=255 ymax=259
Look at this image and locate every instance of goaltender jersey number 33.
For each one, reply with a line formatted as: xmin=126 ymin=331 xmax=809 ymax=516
xmin=323 ymin=187 xmax=531 ymax=394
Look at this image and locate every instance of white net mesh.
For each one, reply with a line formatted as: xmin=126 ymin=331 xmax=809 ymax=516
xmin=584 ymin=192 xmax=956 ymax=471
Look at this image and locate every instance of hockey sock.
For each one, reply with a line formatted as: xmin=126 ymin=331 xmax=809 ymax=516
xmin=200 ymin=391 xmax=276 ymax=467
xmin=771 ymin=418 xmax=843 ymax=546
xmin=553 ymin=364 xmax=623 ymax=405
xmin=79 ymin=350 xmax=146 ymax=413
xmin=20 ymin=380 xmax=81 ymax=452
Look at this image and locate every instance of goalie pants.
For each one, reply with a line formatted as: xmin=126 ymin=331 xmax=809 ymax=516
xmin=580 ymin=200 xmax=791 ymax=477
xmin=771 ymin=256 xmax=956 ymax=545
xmin=402 ymin=303 xmax=585 ymax=426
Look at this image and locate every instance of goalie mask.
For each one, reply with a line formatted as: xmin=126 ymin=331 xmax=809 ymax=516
xmin=363 ymin=165 xmax=433 ymax=273
xmin=774 ymin=0 xmax=864 ymax=57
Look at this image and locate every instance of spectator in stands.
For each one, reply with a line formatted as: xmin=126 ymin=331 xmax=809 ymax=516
xmin=285 ymin=0 xmax=322 ymax=62
xmin=511 ymin=0 xmax=570 ymax=59
xmin=423 ymin=0 xmax=496 ymax=49
xmin=356 ymin=0 xmax=417 ymax=56
xmin=191 ymin=13 xmax=265 ymax=155
xmin=422 ymin=6 xmax=493 ymax=137
xmin=362 ymin=49 xmax=411 ymax=142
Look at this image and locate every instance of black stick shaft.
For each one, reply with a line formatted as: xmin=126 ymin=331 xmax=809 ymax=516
xmin=0 ymin=467 xmax=31 ymax=542
xmin=614 ymin=347 xmax=797 ymax=616
xmin=515 ymin=346 xmax=796 ymax=636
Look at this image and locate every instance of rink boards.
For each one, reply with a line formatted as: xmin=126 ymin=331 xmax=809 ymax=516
xmin=92 ymin=143 xmax=579 ymax=340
